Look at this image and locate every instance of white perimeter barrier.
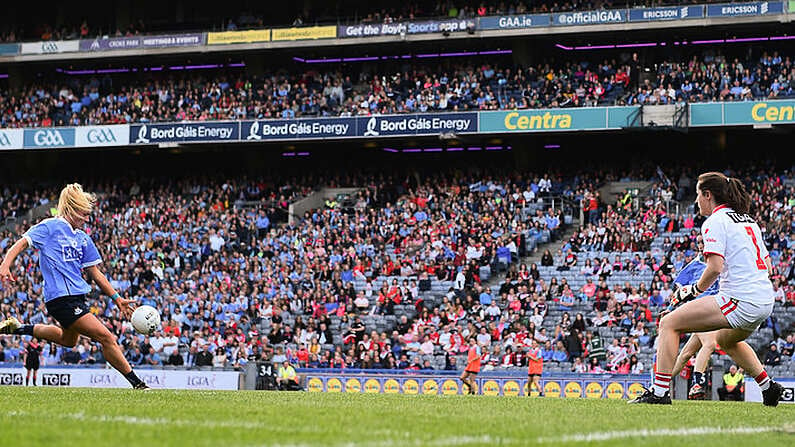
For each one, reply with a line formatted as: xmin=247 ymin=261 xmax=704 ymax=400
xmin=0 ymin=366 xmax=240 ymax=390
xmin=744 ymin=377 xmax=795 ymax=403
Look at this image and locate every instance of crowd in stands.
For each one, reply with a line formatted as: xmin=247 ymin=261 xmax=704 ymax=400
xmin=0 ymin=187 xmax=58 ymax=226
xmin=3 ymin=46 xmax=795 ymax=128
xmin=0 ymin=58 xmax=629 ymax=128
xmin=629 ymin=51 xmax=795 ymax=105
xmin=0 ymin=168 xmax=575 ymax=368
xmin=0 ymin=1 xmax=738 ymax=44
xmin=1 ymin=165 xmax=793 ymax=377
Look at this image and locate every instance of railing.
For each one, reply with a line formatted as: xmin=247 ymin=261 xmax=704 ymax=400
xmin=673 ymin=102 xmax=689 ymax=130
xmin=533 ymin=194 xmax=579 ymax=223
xmin=626 ymin=105 xmax=643 ymax=128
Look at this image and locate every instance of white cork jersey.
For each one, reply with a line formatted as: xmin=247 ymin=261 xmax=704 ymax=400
xmin=701 ymin=205 xmax=773 ymax=305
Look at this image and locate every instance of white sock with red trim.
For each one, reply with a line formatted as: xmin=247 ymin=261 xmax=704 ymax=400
xmin=755 ymin=370 xmax=771 ymax=391
xmin=652 ymin=372 xmax=672 ymax=397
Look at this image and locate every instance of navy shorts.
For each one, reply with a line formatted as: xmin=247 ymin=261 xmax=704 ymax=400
xmin=46 ymin=295 xmax=90 ymax=329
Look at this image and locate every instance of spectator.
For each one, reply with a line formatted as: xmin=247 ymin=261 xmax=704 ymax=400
xmin=195 ymin=345 xmax=214 ymax=367
xmin=764 ymin=343 xmax=781 ymax=366
xmin=144 ymin=347 xmax=162 ymax=366
xmin=167 ymin=349 xmax=184 ymax=366
xmin=717 ymin=365 xmax=744 ymax=401
xmin=212 ymin=348 xmax=228 ymax=368
xmin=277 ymin=361 xmax=302 ymax=391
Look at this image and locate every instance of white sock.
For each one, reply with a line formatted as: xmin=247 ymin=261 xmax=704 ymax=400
xmin=653 ymin=372 xmax=672 ymax=397
xmin=756 ymin=371 xmax=771 ymax=391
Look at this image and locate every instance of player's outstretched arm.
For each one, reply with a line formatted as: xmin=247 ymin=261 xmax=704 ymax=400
xmin=0 ymin=237 xmax=29 ymax=283
xmin=85 ymin=265 xmax=135 ymax=319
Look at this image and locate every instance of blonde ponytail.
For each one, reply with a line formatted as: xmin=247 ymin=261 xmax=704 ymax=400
xmin=57 ymin=183 xmax=96 ymax=219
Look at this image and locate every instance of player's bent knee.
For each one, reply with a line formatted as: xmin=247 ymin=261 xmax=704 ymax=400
xmin=658 ymin=315 xmax=677 ymax=333
xmin=96 ymin=331 xmax=117 ymax=346
xmin=715 ymin=332 xmax=737 ymax=351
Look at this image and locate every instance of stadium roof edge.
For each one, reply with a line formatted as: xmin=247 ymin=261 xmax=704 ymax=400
xmin=0 ymin=13 xmax=791 ymax=64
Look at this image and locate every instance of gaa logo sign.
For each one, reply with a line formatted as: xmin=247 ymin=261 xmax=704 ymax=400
xmin=141 ymin=374 xmax=164 ymax=387
xmin=89 ymin=373 xmax=117 ymax=386
xmin=87 ymin=128 xmax=118 ymax=144
xmin=187 ymin=375 xmax=211 ymax=388
xmin=40 ymin=41 xmax=61 ymax=53
xmin=33 ymin=130 xmax=66 ymax=146
xmin=0 ymin=373 xmax=24 ymax=385
xmin=42 ymin=373 xmax=71 ymax=386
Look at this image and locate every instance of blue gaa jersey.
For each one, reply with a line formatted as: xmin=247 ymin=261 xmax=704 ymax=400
xmin=674 ymin=256 xmax=719 ymax=297
xmin=23 ymin=217 xmax=101 ymax=302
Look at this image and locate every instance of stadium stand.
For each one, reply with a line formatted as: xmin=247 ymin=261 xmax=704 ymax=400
xmin=2 ymin=45 xmax=795 ymax=128
xmin=0 ymin=1 xmax=732 ymax=43
xmin=1 ymin=165 xmax=793 ymax=380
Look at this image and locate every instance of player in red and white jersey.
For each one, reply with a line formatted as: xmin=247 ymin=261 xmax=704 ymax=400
xmin=631 ymin=172 xmax=783 ymax=406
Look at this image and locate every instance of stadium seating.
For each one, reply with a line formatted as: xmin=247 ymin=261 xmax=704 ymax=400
xmin=2 ymin=46 xmax=794 ymax=129
xmin=0 ymin=1 xmax=722 ymax=44
xmin=1 ymin=166 xmax=793 ymax=375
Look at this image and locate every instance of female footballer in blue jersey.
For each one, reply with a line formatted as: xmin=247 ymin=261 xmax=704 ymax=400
xmin=668 ymin=236 xmax=720 ymax=400
xmin=0 ymin=184 xmax=148 ymax=389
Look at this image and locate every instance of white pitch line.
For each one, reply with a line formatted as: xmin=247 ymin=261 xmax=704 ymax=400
xmin=2 ymin=410 xmax=307 ymax=432
xmin=2 ymin=410 xmax=401 ymax=438
xmin=536 ymin=425 xmax=791 ymax=443
xmin=4 ymin=411 xmax=792 ymax=447
xmin=247 ymin=436 xmax=510 ymax=447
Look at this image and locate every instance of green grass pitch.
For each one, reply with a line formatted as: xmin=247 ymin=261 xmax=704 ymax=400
xmin=2 ymin=387 xmax=793 ymax=447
